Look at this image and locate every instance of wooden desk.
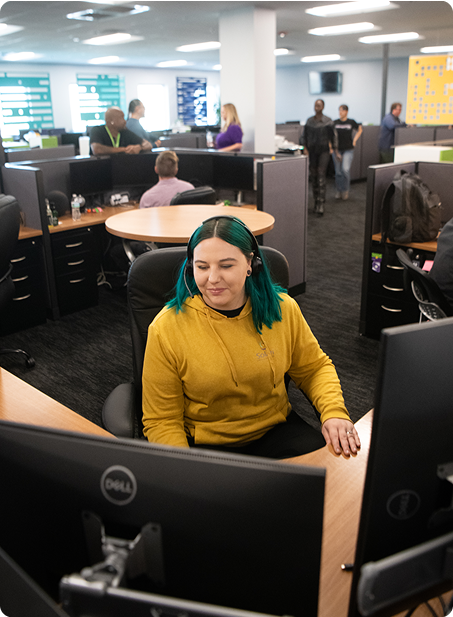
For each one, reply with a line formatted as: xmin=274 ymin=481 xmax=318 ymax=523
xmin=48 ymin=204 xmax=138 ymax=234
xmin=0 ymin=368 xmax=112 ymax=438
xmin=287 ymin=411 xmax=373 ymax=617
xmin=105 ymin=205 xmax=275 ymax=243
xmin=371 ymin=233 xmax=438 ymax=253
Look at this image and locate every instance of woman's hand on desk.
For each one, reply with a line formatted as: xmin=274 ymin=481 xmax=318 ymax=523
xmin=322 ymin=418 xmax=361 ymax=457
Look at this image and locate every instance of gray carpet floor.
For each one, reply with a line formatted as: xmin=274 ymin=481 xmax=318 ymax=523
xmin=0 ymin=178 xmax=380 ymax=429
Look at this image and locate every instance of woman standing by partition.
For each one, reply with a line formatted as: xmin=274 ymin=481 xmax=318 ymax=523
xmin=216 ymin=103 xmax=243 ymax=152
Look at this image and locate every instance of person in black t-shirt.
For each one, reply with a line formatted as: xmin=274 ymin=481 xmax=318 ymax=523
xmin=331 ymin=105 xmax=362 ymax=201
xmin=90 ymin=107 xmax=152 ymax=156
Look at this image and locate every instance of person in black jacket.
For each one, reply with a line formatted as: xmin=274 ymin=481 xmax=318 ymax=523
xmin=301 ymin=99 xmax=334 ymax=216
xmin=430 ymin=216 xmax=453 ymax=310
xmin=90 ymin=107 xmax=152 ymax=156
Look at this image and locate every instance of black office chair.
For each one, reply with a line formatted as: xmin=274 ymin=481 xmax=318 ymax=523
xmin=396 ymin=248 xmax=453 ymax=322
xmin=170 ymin=185 xmax=217 ymax=205
xmin=101 ymin=245 xmax=290 ymax=438
xmin=0 ymin=195 xmax=35 ymax=368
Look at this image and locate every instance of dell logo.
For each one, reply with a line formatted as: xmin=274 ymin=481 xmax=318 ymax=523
xmin=387 ymin=490 xmax=420 ymax=520
xmin=101 ymin=465 xmax=137 ymax=505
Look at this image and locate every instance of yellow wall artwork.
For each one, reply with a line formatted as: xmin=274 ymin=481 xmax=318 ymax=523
xmin=406 ymin=55 xmax=453 ymax=125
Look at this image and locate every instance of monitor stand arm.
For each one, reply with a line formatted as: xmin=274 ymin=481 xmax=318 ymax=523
xmin=78 ymin=510 xmax=165 ymax=589
xmin=429 ymin=462 xmax=453 ymax=528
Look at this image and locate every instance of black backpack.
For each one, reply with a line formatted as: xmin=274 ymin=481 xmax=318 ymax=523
xmin=381 ymin=170 xmax=442 ymax=244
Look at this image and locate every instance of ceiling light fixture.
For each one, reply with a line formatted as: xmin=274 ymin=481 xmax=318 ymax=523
xmin=156 ymin=60 xmax=189 ymax=68
xmin=3 ymin=51 xmax=37 ymax=61
xmin=274 ymin=48 xmax=290 ymax=56
xmin=213 ymin=64 xmax=222 ymax=71
xmin=309 ymin=22 xmax=375 ymax=36
xmin=301 ymin=54 xmax=341 ymax=62
xmin=88 ymin=55 xmax=121 ymax=64
xmin=0 ymin=23 xmax=24 ymax=37
xmin=359 ymin=31 xmax=420 ymax=43
xmin=420 ymin=45 xmax=453 ymax=54
xmin=82 ymin=32 xmax=141 ymax=45
xmin=305 ymin=1 xmax=396 ymax=17
xmin=67 ymin=4 xmax=149 ymax=21
xmin=176 ymin=41 xmax=220 ymax=52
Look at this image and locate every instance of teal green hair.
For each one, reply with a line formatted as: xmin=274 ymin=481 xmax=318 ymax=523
xmin=166 ymin=216 xmax=285 ymax=333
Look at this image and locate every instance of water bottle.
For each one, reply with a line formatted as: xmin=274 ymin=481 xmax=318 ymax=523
xmin=206 ymin=130 xmax=214 ymax=148
xmin=46 ymin=199 xmax=53 ymax=228
xmin=71 ymin=194 xmax=81 ymax=221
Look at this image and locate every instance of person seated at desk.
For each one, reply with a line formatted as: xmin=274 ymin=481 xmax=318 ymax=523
xmin=139 ymin=150 xmax=194 ymax=209
xmin=90 ymin=107 xmax=152 ymax=156
xmin=429 ymin=215 xmax=453 ymax=310
xmin=126 ymin=99 xmax=161 ymax=149
xmin=216 ymin=103 xmax=243 ymax=152
xmin=142 ymin=215 xmax=361 ymax=459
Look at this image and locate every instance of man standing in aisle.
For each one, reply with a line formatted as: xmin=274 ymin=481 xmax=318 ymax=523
xmin=301 ymin=99 xmax=334 ymax=216
xmin=378 ymin=102 xmax=407 ymax=164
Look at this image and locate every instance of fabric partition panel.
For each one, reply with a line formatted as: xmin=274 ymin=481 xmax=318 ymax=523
xmin=257 ymin=156 xmax=307 ymax=295
xmin=5 ymin=145 xmax=75 ymax=163
xmin=2 ymin=165 xmax=43 ymax=230
xmin=394 ymin=127 xmax=435 ymax=146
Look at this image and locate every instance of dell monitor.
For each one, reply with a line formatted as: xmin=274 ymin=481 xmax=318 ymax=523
xmin=0 ymin=422 xmax=325 ymax=617
xmin=212 ymin=154 xmax=255 ymax=192
xmin=111 ymin=152 xmax=158 ymax=190
xmin=348 ymin=317 xmax=453 ymax=617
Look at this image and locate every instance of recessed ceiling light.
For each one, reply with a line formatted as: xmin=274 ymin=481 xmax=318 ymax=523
xmin=176 ymin=41 xmax=220 ymax=52
xmin=82 ymin=32 xmax=142 ymax=45
xmin=305 ymin=1 xmax=396 ymax=17
xmin=67 ymin=4 xmax=149 ymax=21
xmin=0 ymin=23 xmax=24 ymax=37
xmin=88 ymin=56 xmax=121 ymax=64
xmin=420 ymin=45 xmax=453 ymax=54
xmin=156 ymin=60 xmax=190 ymax=68
xmin=3 ymin=51 xmax=38 ymax=61
xmin=359 ymin=32 xmax=420 ymax=43
xmin=274 ymin=48 xmax=290 ymax=56
xmin=301 ymin=54 xmax=342 ymax=63
xmin=309 ymin=22 xmax=375 ymax=36
xmin=213 ymin=64 xmax=222 ymax=71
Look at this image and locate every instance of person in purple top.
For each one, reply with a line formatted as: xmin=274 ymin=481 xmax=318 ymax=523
xmin=216 ymin=103 xmax=243 ymax=151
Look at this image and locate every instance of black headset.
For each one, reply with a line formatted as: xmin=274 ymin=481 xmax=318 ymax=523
xmin=185 ymin=215 xmax=263 ymax=278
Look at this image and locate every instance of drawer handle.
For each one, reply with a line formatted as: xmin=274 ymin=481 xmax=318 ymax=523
xmin=386 ymin=264 xmax=404 ymax=270
xmin=382 ymin=285 xmax=404 ymax=292
xmin=381 ymin=305 xmax=402 ymax=313
xmin=69 ymin=277 xmax=86 ymax=284
xmin=12 ymin=275 xmax=29 ymax=283
xmin=65 ymin=242 xmax=83 ymax=248
xmin=11 ymin=255 xmax=26 ymax=263
xmin=68 ymin=259 xmax=85 ymax=266
xmin=13 ymin=294 xmax=31 ymax=301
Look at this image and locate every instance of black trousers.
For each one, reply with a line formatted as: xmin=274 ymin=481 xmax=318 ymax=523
xmin=309 ymin=151 xmax=330 ymax=206
xmin=188 ymin=412 xmax=326 ymax=460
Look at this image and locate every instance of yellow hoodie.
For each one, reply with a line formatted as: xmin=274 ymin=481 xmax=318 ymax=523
xmin=142 ymin=293 xmax=350 ymax=447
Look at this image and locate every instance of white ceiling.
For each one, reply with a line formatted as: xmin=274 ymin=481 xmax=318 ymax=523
xmin=0 ymin=1 xmax=452 ymax=70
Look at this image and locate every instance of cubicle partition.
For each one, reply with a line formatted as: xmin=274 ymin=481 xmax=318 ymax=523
xmin=2 ymin=149 xmax=308 ymax=326
xmin=257 ymin=157 xmax=307 ymax=294
xmin=4 ymin=144 xmax=76 ymax=163
xmin=360 ymin=160 xmax=452 ymax=338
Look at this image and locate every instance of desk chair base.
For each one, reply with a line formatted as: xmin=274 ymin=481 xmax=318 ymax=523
xmin=0 ymin=348 xmax=35 ymax=368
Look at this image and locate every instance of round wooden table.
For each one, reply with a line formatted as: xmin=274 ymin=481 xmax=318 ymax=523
xmin=105 ymin=205 xmax=275 ymax=244
xmin=105 ymin=205 xmax=275 ymax=262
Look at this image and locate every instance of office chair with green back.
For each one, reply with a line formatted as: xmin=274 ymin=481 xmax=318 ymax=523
xmin=101 ymin=245 xmax=290 ymax=438
xmin=0 ymin=194 xmax=35 ymax=368
xmin=396 ymin=248 xmax=453 ymax=322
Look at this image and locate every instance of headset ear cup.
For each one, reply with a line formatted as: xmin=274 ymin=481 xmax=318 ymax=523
xmin=252 ymin=255 xmax=263 ymax=274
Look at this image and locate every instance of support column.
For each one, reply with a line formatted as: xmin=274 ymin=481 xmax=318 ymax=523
xmin=219 ymin=7 xmax=276 ymax=153
xmin=381 ymin=43 xmax=389 ymax=119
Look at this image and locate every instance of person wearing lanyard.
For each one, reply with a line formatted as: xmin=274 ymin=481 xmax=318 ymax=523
xmin=90 ymin=107 xmax=152 ymax=156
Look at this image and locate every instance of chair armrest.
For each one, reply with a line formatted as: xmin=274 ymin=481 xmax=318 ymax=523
xmin=102 ymin=383 xmax=138 ymax=438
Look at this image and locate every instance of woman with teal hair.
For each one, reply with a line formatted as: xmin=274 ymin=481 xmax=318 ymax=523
xmin=142 ymin=215 xmax=360 ymax=459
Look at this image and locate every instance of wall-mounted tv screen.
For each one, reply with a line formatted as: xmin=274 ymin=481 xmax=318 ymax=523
xmin=308 ymin=71 xmax=342 ymax=95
